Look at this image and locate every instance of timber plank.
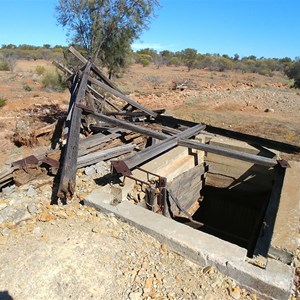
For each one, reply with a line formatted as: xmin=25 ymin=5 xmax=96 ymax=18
xmin=57 ymin=62 xmax=92 ymax=200
xmin=122 ymin=124 xmax=206 ymax=170
xmin=178 ymin=139 xmax=278 ymax=167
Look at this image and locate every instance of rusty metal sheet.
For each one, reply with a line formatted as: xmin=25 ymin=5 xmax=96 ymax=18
xmin=277 ymin=159 xmax=291 ymax=168
xmin=12 ymin=155 xmax=39 ymax=168
xmin=41 ymin=157 xmax=60 ymax=169
xmin=111 ymin=160 xmax=132 ymax=176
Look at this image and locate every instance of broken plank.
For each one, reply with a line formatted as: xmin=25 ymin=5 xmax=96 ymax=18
xmin=78 ymin=132 xmax=122 ymax=156
xmin=178 ymin=139 xmax=278 ymax=167
xmin=77 ymin=144 xmax=135 ymax=168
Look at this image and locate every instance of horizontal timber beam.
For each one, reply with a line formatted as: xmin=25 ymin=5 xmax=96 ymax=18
xmin=78 ymin=105 xmax=168 ymax=140
xmin=121 ymin=124 xmax=206 ymax=170
xmin=178 ymin=139 xmax=278 ymax=167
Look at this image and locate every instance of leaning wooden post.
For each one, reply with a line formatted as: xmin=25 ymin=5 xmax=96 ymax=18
xmin=57 ymin=62 xmax=92 ymax=201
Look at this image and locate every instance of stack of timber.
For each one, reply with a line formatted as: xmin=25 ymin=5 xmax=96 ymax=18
xmin=1 ymin=46 xmax=300 ymax=214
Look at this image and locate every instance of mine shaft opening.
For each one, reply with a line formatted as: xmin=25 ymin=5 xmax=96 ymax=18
xmin=171 ymin=158 xmax=283 ymax=258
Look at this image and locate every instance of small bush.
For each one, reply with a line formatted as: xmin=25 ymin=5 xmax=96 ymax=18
xmin=42 ymin=71 xmax=66 ymax=92
xmin=23 ymin=83 xmax=32 ymax=91
xmin=0 ymin=97 xmax=7 ymax=108
xmin=0 ymin=60 xmax=9 ymax=71
xmin=144 ymin=75 xmax=163 ymax=85
xmin=35 ymin=65 xmax=46 ymax=75
xmin=140 ymin=58 xmax=150 ymax=67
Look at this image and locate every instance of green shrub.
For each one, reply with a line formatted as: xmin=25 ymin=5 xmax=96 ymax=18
xmin=167 ymin=57 xmax=181 ymax=67
xmin=35 ymin=65 xmax=46 ymax=75
xmin=0 ymin=60 xmax=9 ymax=71
xmin=140 ymin=58 xmax=150 ymax=67
xmin=23 ymin=83 xmax=32 ymax=91
xmin=0 ymin=97 xmax=7 ymax=108
xmin=42 ymin=71 xmax=66 ymax=91
xmin=285 ymin=61 xmax=300 ymax=88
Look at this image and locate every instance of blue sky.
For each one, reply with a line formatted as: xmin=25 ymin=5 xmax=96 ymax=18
xmin=0 ymin=0 xmax=299 ymax=59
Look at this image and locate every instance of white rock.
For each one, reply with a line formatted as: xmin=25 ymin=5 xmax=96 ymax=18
xmin=84 ymin=166 xmax=96 ymax=176
xmin=2 ymin=186 xmax=15 ymax=196
xmin=27 ymin=186 xmax=37 ymax=197
xmin=27 ymin=204 xmax=37 ymax=214
xmin=33 ymin=227 xmax=42 ymax=238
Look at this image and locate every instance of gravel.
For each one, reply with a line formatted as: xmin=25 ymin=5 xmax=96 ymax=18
xmin=0 ymin=167 xmax=296 ymax=299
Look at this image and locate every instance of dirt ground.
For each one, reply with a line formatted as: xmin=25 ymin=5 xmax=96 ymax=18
xmin=0 ymin=60 xmax=299 ymax=299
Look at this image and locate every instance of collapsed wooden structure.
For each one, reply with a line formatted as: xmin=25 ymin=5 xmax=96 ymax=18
xmin=1 ymin=46 xmax=299 ymax=219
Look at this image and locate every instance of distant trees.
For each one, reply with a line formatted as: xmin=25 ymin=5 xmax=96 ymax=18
xmin=132 ymin=48 xmax=295 ymax=78
xmin=56 ymin=0 xmax=159 ymax=78
xmin=0 ymin=44 xmax=65 ymax=70
xmin=0 ymin=42 xmax=298 ymax=87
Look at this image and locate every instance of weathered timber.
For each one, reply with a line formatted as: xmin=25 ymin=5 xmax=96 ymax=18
xmin=77 ymin=144 xmax=135 ymax=168
xmin=168 ymin=164 xmax=207 ymax=215
xmin=105 ymin=109 xmax=165 ymax=117
xmin=178 ymin=139 xmax=278 ymax=167
xmin=52 ymin=61 xmax=73 ymax=76
xmin=78 ymin=105 xmax=169 ymax=140
xmin=0 ymin=166 xmax=18 ymax=189
xmin=57 ymin=62 xmax=92 ymax=200
xmin=33 ymin=123 xmax=56 ymax=138
xmin=205 ymin=125 xmax=300 ymax=154
xmin=121 ymin=124 xmax=206 ymax=170
xmin=88 ymin=76 xmax=157 ymax=117
xmin=68 ymin=46 xmax=121 ymax=92
xmin=78 ymin=132 xmax=122 ymax=156
xmin=156 ymin=115 xmax=300 ymax=154
xmin=87 ymin=86 xmax=121 ymax=112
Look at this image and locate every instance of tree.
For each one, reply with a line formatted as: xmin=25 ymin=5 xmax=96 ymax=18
xmin=56 ymin=0 xmax=159 ymax=77
xmin=285 ymin=61 xmax=300 ymax=88
xmin=181 ymin=48 xmax=198 ymax=71
xmin=233 ymin=53 xmax=239 ymax=61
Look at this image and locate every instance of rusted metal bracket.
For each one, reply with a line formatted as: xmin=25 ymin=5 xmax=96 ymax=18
xmin=111 ymin=161 xmax=168 ymax=214
xmin=41 ymin=156 xmax=60 ymax=175
xmin=12 ymin=155 xmax=39 ymax=168
xmin=111 ymin=160 xmax=132 ymax=177
xmin=277 ymin=159 xmax=290 ymax=168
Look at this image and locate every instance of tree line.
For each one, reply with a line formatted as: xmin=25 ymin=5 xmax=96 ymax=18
xmin=1 ymin=43 xmax=299 ymax=88
xmin=135 ymin=48 xmax=298 ymax=77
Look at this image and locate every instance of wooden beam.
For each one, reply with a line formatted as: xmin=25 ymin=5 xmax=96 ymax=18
xmin=88 ymin=76 xmax=157 ymax=118
xmin=78 ymin=105 xmax=168 ymax=140
xmin=105 ymin=109 xmax=165 ymax=117
xmin=77 ymin=144 xmax=135 ymax=168
xmin=52 ymin=61 xmax=73 ymax=76
xmin=68 ymin=46 xmax=121 ymax=92
xmin=121 ymin=124 xmax=206 ymax=170
xmin=87 ymin=85 xmax=121 ymax=112
xmin=57 ymin=62 xmax=92 ymax=200
xmin=78 ymin=132 xmax=122 ymax=156
xmin=178 ymin=139 xmax=278 ymax=167
xmin=205 ymin=125 xmax=300 ymax=154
